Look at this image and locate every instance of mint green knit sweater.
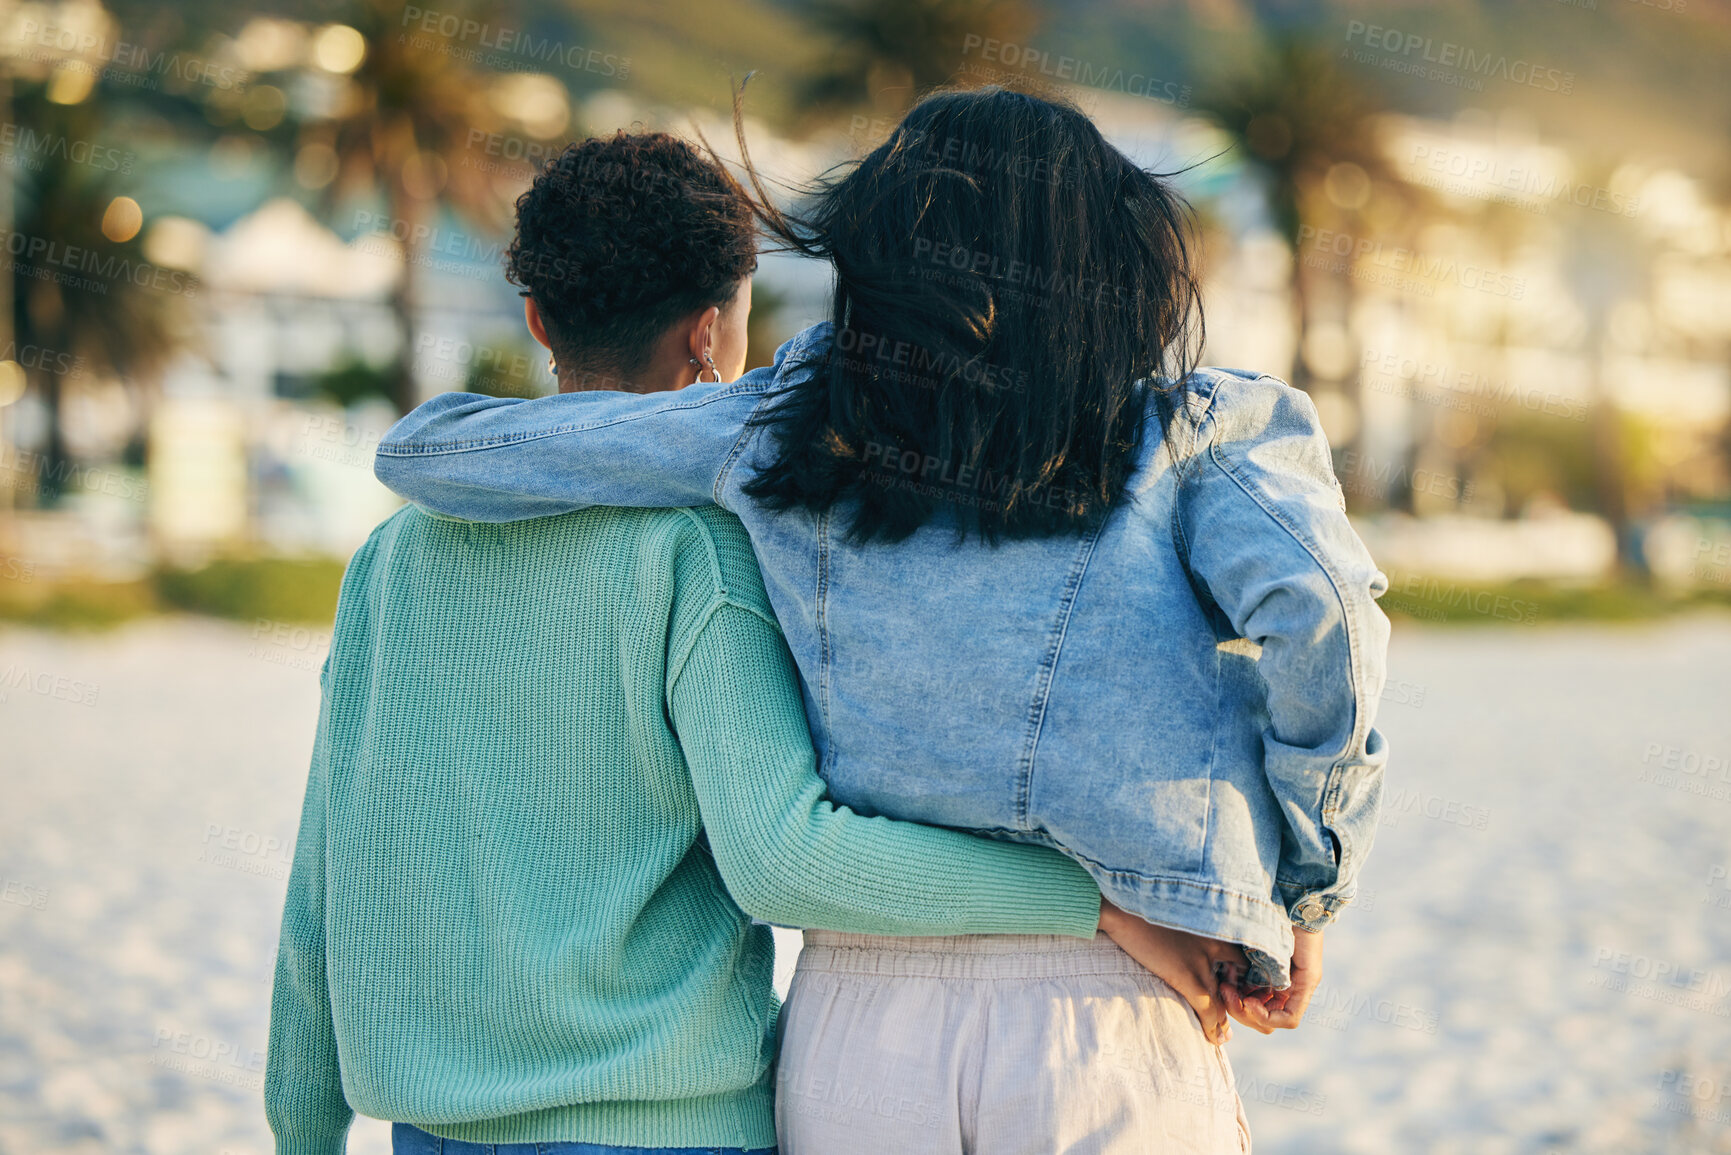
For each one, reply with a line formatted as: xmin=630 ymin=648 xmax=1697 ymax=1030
xmin=264 ymin=504 xmax=1102 ymax=1154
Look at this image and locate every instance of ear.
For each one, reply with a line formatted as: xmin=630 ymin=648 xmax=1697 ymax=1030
xmin=524 ymin=296 xmax=552 ymax=350
xmin=686 ymin=305 xmax=721 ymax=363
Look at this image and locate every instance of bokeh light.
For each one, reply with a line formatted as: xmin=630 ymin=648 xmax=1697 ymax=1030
xmin=100 ymin=196 xmax=143 ymax=243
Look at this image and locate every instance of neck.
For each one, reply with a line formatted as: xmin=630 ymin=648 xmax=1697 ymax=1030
xmin=556 ymin=350 xmax=699 ymax=395
xmin=558 ymin=363 xmax=648 ymax=394
xmin=554 ymin=322 xmax=712 ymax=394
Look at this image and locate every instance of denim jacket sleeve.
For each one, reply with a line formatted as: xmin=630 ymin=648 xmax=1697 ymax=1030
xmin=1173 ymin=370 xmax=1391 ymax=933
xmin=371 ymin=328 xmax=828 ymax=520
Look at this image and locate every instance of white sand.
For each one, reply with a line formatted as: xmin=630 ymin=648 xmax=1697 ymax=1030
xmin=2 ymin=615 xmax=1728 ymax=1153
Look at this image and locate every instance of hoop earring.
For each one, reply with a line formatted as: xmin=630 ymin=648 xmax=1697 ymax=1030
xmin=690 ymin=355 xmax=722 ymax=384
xmin=547 ymin=353 xmax=557 ymax=373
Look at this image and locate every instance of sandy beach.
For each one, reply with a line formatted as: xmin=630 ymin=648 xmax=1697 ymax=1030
xmin=2 ymin=614 xmax=1728 ymax=1154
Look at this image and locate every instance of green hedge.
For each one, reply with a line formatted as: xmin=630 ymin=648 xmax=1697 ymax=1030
xmin=153 ymin=557 xmax=344 ymax=624
xmin=0 ymin=578 xmax=159 ymax=629
xmin=1379 ymin=576 xmax=1731 ymax=626
xmin=0 ymin=557 xmax=344 ymax=629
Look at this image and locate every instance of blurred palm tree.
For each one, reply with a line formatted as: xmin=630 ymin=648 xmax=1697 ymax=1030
xmin=300 ymin=0 xmax=528 ymax=412
xmin=6 ymin=93 xmax=185 ymax=506
xmin=1560 ymin=194 xmax=1651 ymax=573
xmin=798 ymin=0 xmax=1040 ymax=120
xmin=1193 ymin=39 xmax=1412 ymax=401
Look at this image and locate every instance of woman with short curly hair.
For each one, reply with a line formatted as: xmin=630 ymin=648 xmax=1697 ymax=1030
xmin=503 ymin=131 xmax=762 ymax=393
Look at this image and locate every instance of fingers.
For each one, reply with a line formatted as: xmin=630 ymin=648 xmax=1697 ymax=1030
xmin=1225 ymin=970 xmax=1316 ymax=1031
xmin=1221 ymin=983 xmax=1275 ymax=1035
xmin=1275 ymin=976 xmax=1318 ymax=1027
xmin=1258 ymin=987 xmax=1293 ymax=1015
xmin=1092 ymin=913 xmax=1250 ymax=1045
xmin=1184 ymin=985 xmax=1230 ymax=1046
xmin=1270 ymin=939 xmax=1322 ymax=1028
xmin=1168 ymin=962 xmax=1231 ymax=1046
xmin=1223 ymin=927 xmax=1326 ymax=1033
xmin=1247 ymin=1001 xmax=1306 ymax=1030
xmin=1220 ymin=983 xmax=1261 ymax=1033
xmin=1207 ymin=942 xmax=1250 ymax=988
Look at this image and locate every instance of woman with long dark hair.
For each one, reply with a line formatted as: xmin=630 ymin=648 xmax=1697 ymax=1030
xmin=377 ymin=87 xmax=1390 ymax=1153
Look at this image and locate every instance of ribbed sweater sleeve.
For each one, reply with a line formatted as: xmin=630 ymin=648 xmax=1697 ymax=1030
xmin=263 ymin=668 xmax=354 ymax=1155
xmin=668 ymin=599 xmax=1102 ymax=939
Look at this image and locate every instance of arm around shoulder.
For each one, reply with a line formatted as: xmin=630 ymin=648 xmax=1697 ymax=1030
xmin=372 ymin=324 xmax=837 ymax=522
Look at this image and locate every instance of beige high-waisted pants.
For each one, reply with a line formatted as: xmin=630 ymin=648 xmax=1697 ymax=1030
xmin=774 ymin=931 xmax=1252 ymax=1155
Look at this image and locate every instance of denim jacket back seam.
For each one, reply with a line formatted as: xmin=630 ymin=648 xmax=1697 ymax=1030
xmin=1015 ymin=521 xmax=1108 ymax=829
xmin=1196 ymin=630 xmax=1227 ymax=871
xmin=1164 ymin=427 xmax=1240 ymax=878
xmin=814 ymin=508 xmax=835 ymax=763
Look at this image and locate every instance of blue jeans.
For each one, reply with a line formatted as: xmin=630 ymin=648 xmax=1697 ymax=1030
xmin=391 ymin=1122 xmax=777 ymax=1155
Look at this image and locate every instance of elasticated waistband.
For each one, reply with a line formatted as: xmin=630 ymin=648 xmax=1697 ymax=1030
xmin=796 ymin=930 xmax=1155 ymax=981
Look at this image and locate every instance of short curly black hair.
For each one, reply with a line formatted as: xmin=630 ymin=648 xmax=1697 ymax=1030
xmin=505 ymin=131 xmax=758 ymax=377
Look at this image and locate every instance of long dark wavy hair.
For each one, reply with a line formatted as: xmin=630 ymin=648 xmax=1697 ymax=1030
xmin=728 ymin=84 xmax=1205 ymax=543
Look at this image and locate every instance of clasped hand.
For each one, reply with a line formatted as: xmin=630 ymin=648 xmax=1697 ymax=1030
xmin=1096 ymin=899 xmax=1323 ymax=1046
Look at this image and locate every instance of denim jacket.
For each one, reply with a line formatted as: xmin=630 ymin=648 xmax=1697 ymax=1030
xmin=376 ymin=322 xmax=1391 ymax=989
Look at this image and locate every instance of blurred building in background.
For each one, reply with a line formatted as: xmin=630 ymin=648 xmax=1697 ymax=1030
xmin=0 ymin=0 xmax=1728 ymax=600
